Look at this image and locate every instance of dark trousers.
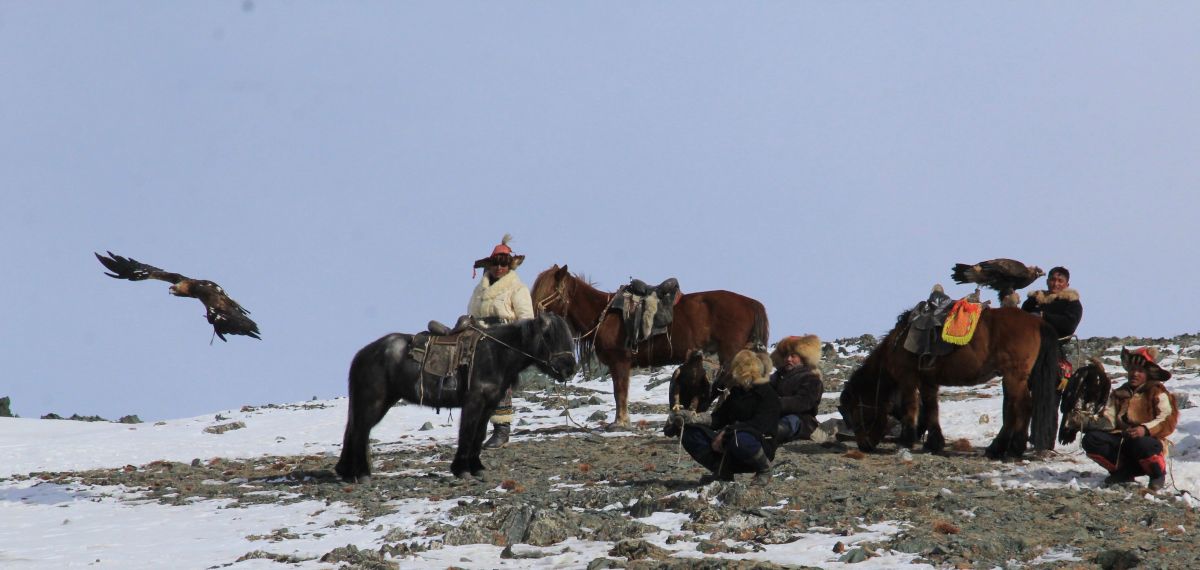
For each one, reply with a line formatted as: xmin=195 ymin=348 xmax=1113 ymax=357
xmin=681 ymin=425 xmax=764 ymax=474
xmin=1081 ymin=430 xmax=1166 ymax=477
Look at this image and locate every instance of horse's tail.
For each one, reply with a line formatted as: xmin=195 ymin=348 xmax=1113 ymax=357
xmin=749 ymin=301 xmax=770 ymax=351
xmin=1028 ymin=320 xmax=1062 ymax=451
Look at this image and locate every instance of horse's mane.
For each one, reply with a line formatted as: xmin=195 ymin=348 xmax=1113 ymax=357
xmin=531 ymin=267 xmax=606 ymax=372
xmin=844 ymin=309 xmax=910 ymax=395
xmin=894 ymin=309 xmax=912 ymax=329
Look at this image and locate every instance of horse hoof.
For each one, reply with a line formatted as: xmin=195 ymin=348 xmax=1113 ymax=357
xmin=605 ymin=422 xmax=631 ymax=433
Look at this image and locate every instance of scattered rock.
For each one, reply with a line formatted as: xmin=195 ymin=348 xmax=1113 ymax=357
xmin=1094 ymin=548 xmax=1141 ymax=570
xmin=203 ymin=421 xmax=246 ymax=434
xmin=608 ymin=539 xmax=669 ymax=561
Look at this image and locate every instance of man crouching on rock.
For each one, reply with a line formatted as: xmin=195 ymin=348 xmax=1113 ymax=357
xmin=668 ymin=349 xmax=780 ymax=486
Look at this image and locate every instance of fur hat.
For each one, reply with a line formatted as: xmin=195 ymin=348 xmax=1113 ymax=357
xmin=473 ymin=234 xmax=526 ymax=272
xmin=729 ymin=349 xmax=772 ymax=389
xmin=1121 ymin=346 xmax=1171 ymax=382
xmin=770 ymin=334 xmax=821 ymax=370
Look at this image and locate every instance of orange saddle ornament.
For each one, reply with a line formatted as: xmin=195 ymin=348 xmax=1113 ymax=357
xmin=941 ymin=298 xmax=982 ymax=346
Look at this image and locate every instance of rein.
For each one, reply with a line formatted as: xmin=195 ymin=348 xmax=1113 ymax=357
xmin=537 ymin=276 xmax=612 ymax=342
xmin=467 ymin=323 xmax=573 ymax=372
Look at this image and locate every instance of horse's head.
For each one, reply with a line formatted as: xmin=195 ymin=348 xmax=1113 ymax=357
xmin=531 ymin=312 xmax=578 ymax=382
xmin=838 ymin=348 xmax=891 ymax=452
xmin=531 ymin=264 xmax=572 ymax=318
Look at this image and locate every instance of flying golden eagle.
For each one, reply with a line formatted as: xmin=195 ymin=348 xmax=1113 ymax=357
xmin=95 ymin=251 xmax=261 ymax=342
xmin=950 ymin=258 xmax=1044 ymax=307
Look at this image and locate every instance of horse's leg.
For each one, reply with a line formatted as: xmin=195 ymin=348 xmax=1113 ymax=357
xmin=470 ymin=387 xmax=504 ymax=477
xmin=609 ymin=358 xmax=632 ymax=429
xmin=896 ymin=384 xmax=921 ymax=449
xmin=452 ymin=391 xmax=488 ymax=479
xmin=335 ymin=365 xmax=395 ymax=483
xmin=469 ymin=413 xmax=491 ymax=476
xmin=985 ymin=380 xmax=1030 ymax=460
xmin=919 ymin=382 xmax=945 ymax=453
xmin=1005 ymin=374 xmax=1033 ymax=458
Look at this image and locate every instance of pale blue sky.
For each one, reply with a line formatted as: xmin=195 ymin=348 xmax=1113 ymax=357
xmin=2 ymin=2 xmax=1197 ymax=420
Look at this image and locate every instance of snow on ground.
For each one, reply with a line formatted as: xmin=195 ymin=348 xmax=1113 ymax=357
xmin=2 ymin=354 xmax=1198 ymax=569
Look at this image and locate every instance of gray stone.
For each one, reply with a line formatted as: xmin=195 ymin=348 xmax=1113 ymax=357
xmin=203 ymin=421 xmax=246 ymax=434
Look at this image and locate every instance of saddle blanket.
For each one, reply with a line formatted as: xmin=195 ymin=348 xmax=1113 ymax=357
xmin=941 ymin=298 xmax=982 ymax=346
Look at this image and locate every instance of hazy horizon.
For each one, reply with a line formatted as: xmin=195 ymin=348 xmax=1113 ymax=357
xmin=3 ymin=2 xmax=1197 ymax=420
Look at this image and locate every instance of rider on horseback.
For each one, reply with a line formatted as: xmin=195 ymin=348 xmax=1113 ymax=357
xmin=470 ymin=234 xmax=535 ymax=449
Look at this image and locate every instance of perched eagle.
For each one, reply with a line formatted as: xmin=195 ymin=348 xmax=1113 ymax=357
xmin=95 ymin=251 xmax=261 ymax=342
xmin=950 ymin=258 xmax=1044 ymax=307
xmin=1057 ymin=358 xmax=1112 ymax=445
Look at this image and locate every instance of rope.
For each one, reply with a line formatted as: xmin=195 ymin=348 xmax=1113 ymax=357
xmin=467 ymin=323 xmax=571 ymax=370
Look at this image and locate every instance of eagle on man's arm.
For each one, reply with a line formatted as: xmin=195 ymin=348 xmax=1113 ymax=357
xmin=950 ymin=258 xmax=1044 ymax=307
xmin=95 ymin=251 xmax=262 ymax=342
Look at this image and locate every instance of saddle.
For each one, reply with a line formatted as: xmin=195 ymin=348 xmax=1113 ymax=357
xmin=606 ymin=277 xmax=681 ymax=349
xmin=900 ymin=285 xmax=959 ymax=366
xmin=410 ymin=317 xmax=483 ymax=395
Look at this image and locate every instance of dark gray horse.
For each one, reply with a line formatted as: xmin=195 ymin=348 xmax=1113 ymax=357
xmin=335 ymin=313 xmax=577 ymax=481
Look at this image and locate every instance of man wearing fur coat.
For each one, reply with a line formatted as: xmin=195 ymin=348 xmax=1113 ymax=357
xmin=469 ymin=234 xmax=535 ymax=449
xmin=1020 ymin=266 xmax=1082 ymax=341
xmin=1021 ymin=266 xmax=1083 ymax=386
xmin=770 ymin=335 xmax=827 ymax=444
xmin=1077 ymin=347 xmax=1178 ymax=491
xmin=677 ymin=349 xmax=780 ymax=486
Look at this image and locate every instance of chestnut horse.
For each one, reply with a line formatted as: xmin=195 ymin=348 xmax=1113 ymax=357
xmin=531 ymin=264 xmax=769 ymax=428
xmin=839 ymin=306 xmax=1060 ymax=459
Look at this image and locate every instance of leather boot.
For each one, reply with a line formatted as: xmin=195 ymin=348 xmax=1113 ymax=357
xmin=1103 ymin=462 xmax=1137 ymax=486
xmin=1139 ymin=454 xmax=1168 ymax=491
xmin=748 ymin=448 xmax=772 ymax=486
xmin=482 ymin=423 xmax=511 ymax=449
xmin=775 ymin=420 xmax=794 ymax=444
xmin=698 ymin=455 xmax=735 ymax=484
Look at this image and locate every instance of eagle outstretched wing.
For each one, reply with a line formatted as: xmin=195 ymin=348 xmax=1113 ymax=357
xmin=950 ymin=258 xmax=1044 ymax=306
xmin=95 ymin=251 xmax=262 ymax=342
xmin=95 ymin=251 xmax=187 ymax=284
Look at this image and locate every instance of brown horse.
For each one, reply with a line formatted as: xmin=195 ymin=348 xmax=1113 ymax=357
xmin=838 ymin=306 xmax=1060 ymax=459
xmin=531 ymin=264 xmax=769 ymax=428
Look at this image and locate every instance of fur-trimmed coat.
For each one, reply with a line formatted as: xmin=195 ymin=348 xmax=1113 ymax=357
xmin=468 ymin=271 xmax=534 ymax=324
xmin=1021 ymin=288 xmax=1082 ymax=339
xmin=770 ymin=365 xmax=823 ymax=438
xmin=1094 ymin=380 xmax=1179 ymax=442
xmin=712 ymin=350 xmax=781 ymax=459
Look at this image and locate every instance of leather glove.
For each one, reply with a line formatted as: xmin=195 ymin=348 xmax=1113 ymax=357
xmin=668 ymin=409 xmax=710 ymax=427
xmin=1124 ymin=425 xmax=1149 ymax=439
xmin=1062 ymin=409 xmax=1086 ymax=431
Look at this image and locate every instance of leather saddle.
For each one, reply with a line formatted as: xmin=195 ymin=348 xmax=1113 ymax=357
xmin=607 ymin=277 xmax=680 ymax=349
xmin=410 ymin=315 xmax=482 ymax=382
xmin=900 ymin=285 xmax=958 ymax=366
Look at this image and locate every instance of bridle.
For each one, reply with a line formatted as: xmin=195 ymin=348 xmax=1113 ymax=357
xmin=535 ymin=275 xmax=612 ymax=342
xmin=467 ymin=323 xmax=574 ymax=376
